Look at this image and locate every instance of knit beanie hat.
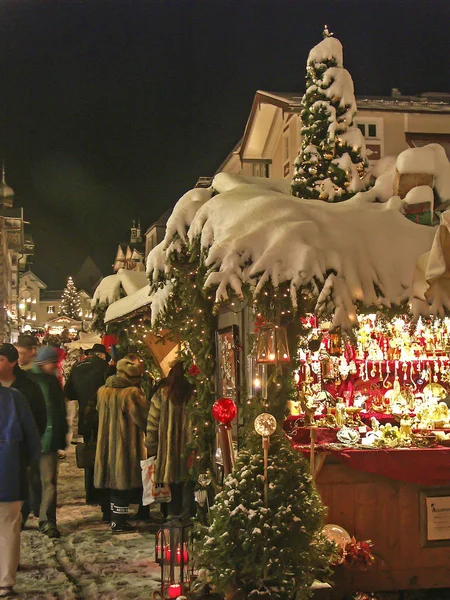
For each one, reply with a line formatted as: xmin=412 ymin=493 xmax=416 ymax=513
xmin=35 ymin=346 xmax=58 ymax=365
xmin=116 ymin=357 xmax=142 ymax=379
xmin=0 ymin=343 xmax=19 ymax=363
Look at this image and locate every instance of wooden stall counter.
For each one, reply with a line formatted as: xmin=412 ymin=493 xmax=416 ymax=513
xmin=291 ymin=437 xmax=450 ymax=595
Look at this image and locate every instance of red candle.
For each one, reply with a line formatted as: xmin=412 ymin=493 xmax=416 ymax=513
xmin=168 ymin=584 xmax=181 ymax=598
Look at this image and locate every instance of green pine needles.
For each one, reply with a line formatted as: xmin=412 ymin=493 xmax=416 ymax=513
xmin=60 ymin=276 xmax=82 ymax=320
xmin=194 ymin=432 xmax=334 ymax=600
xmin=291 ymin=27 xmax=370 ymax=202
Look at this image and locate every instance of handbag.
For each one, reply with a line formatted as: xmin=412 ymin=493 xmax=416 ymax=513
xmin=75 ymin=441 xmax=96 ymax=469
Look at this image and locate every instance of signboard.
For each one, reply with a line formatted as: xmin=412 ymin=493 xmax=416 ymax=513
xmin=420 ymin=489 xmax=450 ymax=547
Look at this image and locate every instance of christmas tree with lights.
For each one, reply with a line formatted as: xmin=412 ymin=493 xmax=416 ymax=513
xmin=291 ymin=26 xmax=370 ymax=202
xmin=59 ymin=276 xmax=82 ymax=320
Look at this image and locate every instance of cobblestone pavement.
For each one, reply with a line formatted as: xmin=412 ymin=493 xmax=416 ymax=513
xmin=17 ymin=446 xmax=160 ymax=599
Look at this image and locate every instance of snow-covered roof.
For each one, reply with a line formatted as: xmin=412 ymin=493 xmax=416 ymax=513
xmin=92 ymin=269 xmax=148 ymax=306
xmin=105 ymin=284 xmax=152 ymax=323
xmin=396 ymin=144 xmax=450 ymax=202
xmin=147 ymin=152 xmax=450 ymax=329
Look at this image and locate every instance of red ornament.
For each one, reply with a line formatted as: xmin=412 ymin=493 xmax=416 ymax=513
xmin=212 ymin=398 xmax=237 ymax=425
xmin=188 ymin=364 xmax=200 ymax=377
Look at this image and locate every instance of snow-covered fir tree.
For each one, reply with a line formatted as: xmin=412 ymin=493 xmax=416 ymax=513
xmin=291 ymin=27 xmax=370 ymax=202
xmin=194 ymin=432 xmax=333 ymax=600
xmin=59 ymin=276 xmax=81 ymax=320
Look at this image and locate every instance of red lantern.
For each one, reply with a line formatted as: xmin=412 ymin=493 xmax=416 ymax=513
xmin=212 ymin=398 xmax=237 ymax=425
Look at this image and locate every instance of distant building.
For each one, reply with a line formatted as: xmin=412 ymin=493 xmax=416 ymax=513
xmin=0 ymin=167 xmax=34 ymax=342
xmin=113 ymin=220 xmax=145 ymax=272
xmin=144 ymin=208 xmax=172 ymax=258
xmin=18 ymin=270 xmax=93 ymax=335
xmin=74 ymin=256 xmax=103 ymax=296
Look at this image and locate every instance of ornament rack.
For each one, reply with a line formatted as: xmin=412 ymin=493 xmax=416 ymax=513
xmin=293 ymin=314 xmax=450 ymax=416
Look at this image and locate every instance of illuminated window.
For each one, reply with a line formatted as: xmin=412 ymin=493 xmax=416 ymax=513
xmin=47 ymin=306 xmax=55 ymax=314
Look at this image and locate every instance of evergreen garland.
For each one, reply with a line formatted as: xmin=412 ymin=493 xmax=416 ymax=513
xmin=150 ymin=238 xmax=218 ymax=477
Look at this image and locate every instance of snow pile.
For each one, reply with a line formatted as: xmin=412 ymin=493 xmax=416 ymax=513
xmin=92 ymin=269 xmax=148 ymax=306
xmin=404 ymin=185 xmax=434 ymax=206
xmin=105 ymin=284 xmax=152 ymax=323
xmin=308 ymin=35 xmax=343 ymax=67
xmin=396 ymin=144 xmax=450 ymax=202
xmin=147 ymin=173 xmax=440 ymax=329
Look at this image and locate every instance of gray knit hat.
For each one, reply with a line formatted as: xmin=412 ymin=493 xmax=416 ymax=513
xmin=35 ymin=347 xmax=58 ymax=365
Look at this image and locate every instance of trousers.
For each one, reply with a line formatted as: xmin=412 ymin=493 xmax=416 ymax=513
xmin=21 ymin=457 xmax=42 ymax=524
xmin=39 ymin=453 xmax=58 ymax=525
xmin=0 ymin=501 xmax=22 ymax=587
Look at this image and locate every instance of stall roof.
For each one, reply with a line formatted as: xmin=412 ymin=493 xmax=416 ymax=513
xmin=147 ymin=145 xmax=450 ymax=329
xmin=93 ymin=269 xmax=148 ymax=306
xmin=104 ymin=284 xmax=152 ymax=323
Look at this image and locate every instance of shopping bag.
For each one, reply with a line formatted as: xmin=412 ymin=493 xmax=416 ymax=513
xmin=141 ymin=456 xmax=171 ymax=505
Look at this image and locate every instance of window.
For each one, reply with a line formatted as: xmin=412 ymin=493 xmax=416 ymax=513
xmin=357 ymin=124 xmax=366 ymax=136
xmin=283 ymin=134 xmax=290 ymax=162
xmin=47 ymin=306 xmax=55 ymax=314
xmin=368 ymin=124 xmax=377 ymax=138
xmin=252 ymin=163 xmax=270 ymax=178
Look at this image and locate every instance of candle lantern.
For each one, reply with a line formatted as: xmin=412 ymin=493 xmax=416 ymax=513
xmin=256 ymin=324 xmax=290 ymax=364
xmin=157 ymin=523 xmax=192 ymax=599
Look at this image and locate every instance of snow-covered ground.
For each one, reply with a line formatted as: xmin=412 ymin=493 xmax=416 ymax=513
xmin=17 ymin=446 xmax=161 ymax=599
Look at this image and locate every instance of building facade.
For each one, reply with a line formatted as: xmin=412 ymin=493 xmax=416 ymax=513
xmin=216 ymin=90 xmax=450 ymax=181
xmin=18 ymin=270 xmax=93 ymax=335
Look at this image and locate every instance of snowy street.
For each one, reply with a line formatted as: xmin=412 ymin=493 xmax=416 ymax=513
xmin=17 ymin=446 xmax=160 ymax=599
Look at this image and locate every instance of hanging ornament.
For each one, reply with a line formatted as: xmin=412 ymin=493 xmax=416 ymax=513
xmin=308 ymin=166 xmax=318 ymax=175
xmin=211 ymin=398 xmax=237 ymax=425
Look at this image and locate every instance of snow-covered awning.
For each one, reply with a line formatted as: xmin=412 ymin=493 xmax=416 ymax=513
xmin=147 ymin=149 xmax=450 ymax=329
xmin=92 ymin=269 xmax=148 ymax=307
xmin=104 ymin=284 xmax=152 ymax=324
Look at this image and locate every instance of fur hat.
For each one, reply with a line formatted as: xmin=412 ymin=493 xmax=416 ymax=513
xmin=35 ymin=346 xmax=59 ymax=365
xmin=0 ymin=343 xmax=19 ymax=363
xmin=116 ymin=357 xmax=142 ymax=379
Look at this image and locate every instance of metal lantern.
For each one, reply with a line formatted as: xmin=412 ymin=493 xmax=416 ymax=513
xmin=157 ymin=523 xmax=191 ymax=599
xmin=256 ymin=324 xmax=290 ymax=364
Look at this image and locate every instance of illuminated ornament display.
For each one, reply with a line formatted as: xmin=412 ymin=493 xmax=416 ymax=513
xmin=254 ymin=413 xmax=277 ymax=506
xmin=254 ymin=413 xmax=277 ymax=437
xmin=256 ymin=324 xmax=290 ymax=364
xmin=211 ymin=398 xmax=237 ymax=425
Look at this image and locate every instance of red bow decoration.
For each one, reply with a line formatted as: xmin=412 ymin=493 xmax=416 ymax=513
xmin=188 ymin=364 xmax=200 ymax=377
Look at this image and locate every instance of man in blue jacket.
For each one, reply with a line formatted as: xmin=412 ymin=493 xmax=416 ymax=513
xmin=0 ymin=386 xmax=41 ymax=598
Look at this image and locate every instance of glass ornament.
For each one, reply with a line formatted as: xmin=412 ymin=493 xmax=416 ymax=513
xmin=322 ymin=524 xmax=351 ymax=550
xmin=211 ymin=398 xmax=237 ymax=425
xmin=254 ymin=413 xmax=277 ymax=437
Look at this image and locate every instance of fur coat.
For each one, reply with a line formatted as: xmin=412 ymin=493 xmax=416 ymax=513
xmin=145 ymin=385 xmax=192 ymax=484
xmin=94 ymin=373 xmax=149 ymax=490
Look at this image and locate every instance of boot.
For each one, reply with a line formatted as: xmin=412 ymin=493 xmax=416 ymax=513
xmin=110 ymin=505 xmax=137 ymax=534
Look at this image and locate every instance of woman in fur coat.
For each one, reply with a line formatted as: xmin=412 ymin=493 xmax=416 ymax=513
xmin=94 ymin=355 xmax=149 ymax=533
xmin=145 ymin=362 xmax=195 ymax=523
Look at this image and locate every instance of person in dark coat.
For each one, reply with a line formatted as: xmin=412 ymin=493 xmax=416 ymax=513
xmin=0 ymin=386 xmax=41 ymax=597
xmin=145 ymin=362 xmax=195 ymax=524
xmin=29 ymin=347 xmax=68 ymax=538
xmin=94 ymin=356 xmax=149 ymax=533
xmin=0 ymin=344 xmax=47 ymax=527
xmin=63 ymin=343 xmax=113 ymax=518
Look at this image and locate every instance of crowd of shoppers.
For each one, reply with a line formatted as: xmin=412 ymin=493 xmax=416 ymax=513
xmin=0 ymin=332 xmax=196 ymax=597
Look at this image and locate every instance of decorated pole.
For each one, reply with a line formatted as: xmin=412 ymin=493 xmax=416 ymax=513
xmin=254 ymin=413 xmax=277 ymax=507
xmin=310 ymin=425 xmax=317 ymax=478
xmin=212 ymin=398 xmax=238 ymax=477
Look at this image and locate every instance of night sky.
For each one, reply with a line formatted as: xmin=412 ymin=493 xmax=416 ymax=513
xmin=1 ymin=0 xmax=449 ymax=289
